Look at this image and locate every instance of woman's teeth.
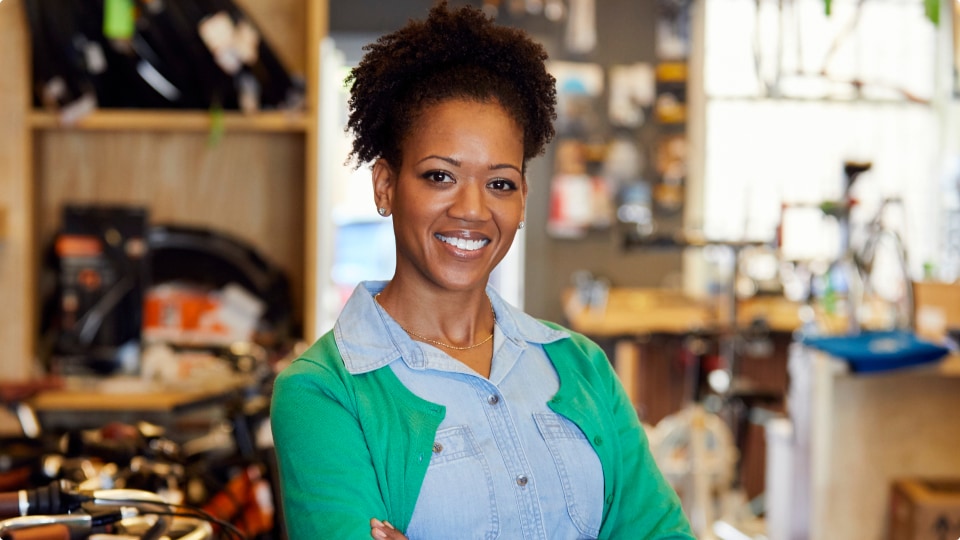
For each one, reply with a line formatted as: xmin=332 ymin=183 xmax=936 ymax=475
xmin=436 ymin=234 xmax=489 ymax=251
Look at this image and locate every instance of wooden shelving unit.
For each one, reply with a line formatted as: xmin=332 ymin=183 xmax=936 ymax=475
xmin=29 ymin=110 xmax=311 ymax=133
xmin=0 ymin=0 xmax=328 ymax=380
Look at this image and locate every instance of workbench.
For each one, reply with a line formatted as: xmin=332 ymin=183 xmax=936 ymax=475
xmin=28 ymin=375 xmax=253 ymax=438
xmin=562 ymin=287 xmax=802 ymax=498
xmin=562 ymin=288 xmax=808 ymax=407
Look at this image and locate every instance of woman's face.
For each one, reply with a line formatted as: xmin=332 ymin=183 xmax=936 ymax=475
xmin=374 ymin=98 xmax=526 ymax=293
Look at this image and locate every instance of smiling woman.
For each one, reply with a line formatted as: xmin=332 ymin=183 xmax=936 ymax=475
xmin=372 ymin=99 xmax=526 ymax=309
xmin=270 ymin=3 xmax=695 ymax=539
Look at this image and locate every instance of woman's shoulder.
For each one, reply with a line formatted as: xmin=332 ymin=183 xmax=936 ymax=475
xmin=274 ymin=332 xmax=353 ymax=391
xmin=538 ymin=319 xmax=605 ymax=357
xmin=538 ymin=321 xmax=622 ymax=409
xmin=538 ymin=320 xmax=616 ymax=381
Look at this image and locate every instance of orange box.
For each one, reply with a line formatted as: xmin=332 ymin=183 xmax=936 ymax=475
xmin=889 ymin=478 xmax=960 ymax=540
xmin=143 ymin=286 xmax=228 ymax=344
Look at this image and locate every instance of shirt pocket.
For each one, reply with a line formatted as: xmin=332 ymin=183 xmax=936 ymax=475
xmin=534 ymin=412 xmax=604 ymax=539
xmin=407 ymin=425 xmax=500 ymax=540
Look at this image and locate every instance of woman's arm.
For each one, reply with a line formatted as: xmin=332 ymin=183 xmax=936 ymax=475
xmin=271 ymin=360 xmax=390 ymax=538
xmin=594 ymin=344 xmax=696 ymax=539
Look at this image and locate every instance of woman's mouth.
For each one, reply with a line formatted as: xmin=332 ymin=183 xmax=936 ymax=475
xmin=435 ymin=233 xmax=490 ymax=251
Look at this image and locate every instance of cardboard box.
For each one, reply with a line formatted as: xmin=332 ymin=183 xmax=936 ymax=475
xmin=889 ymin=478 xmax=960 ymax=540
xmin=913 ymin=281 xmax=960 ymax=341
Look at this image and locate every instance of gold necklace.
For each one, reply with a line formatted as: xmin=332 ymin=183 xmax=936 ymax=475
xmin=374 ymin=293 xmax=495 ymax=351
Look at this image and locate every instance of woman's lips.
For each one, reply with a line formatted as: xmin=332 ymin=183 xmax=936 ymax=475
xmin=435 ymin=233 xmax=490 ymax=251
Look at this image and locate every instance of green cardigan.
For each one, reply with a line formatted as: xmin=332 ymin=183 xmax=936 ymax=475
xmin=271 ymin=322 xmax=694 ymax=539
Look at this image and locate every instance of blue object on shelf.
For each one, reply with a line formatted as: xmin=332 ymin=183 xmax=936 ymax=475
xmin=802 ymin=330 xmax=949 ymax=373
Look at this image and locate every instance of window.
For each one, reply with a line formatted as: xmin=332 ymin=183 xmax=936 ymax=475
xmin=701 ymin=0 xmax=945 ymax=280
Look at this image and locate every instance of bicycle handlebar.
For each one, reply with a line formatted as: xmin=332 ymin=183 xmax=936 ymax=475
xmin=0 ymin=481 xmax=80 ymax=520
xmin=0 ymin=523 xmax=71 ymax=540
xmin=0 ymin=513 xmax=101 ymax=535
xmin=0 ymin=490 xmax=23 ymax=520
xmin=0 ymin=482 xmax=211 ymax=540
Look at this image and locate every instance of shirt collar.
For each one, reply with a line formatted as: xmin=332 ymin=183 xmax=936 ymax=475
xmin=334 ymin=280 xmax=569 ymax=375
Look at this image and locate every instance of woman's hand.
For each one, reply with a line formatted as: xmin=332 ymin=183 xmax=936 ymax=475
xmin=370 ymin=518 xmax=408 ymax=539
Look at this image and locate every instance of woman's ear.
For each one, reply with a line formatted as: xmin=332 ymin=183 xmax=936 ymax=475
xmin=372 ymin=159 xmax=396 ymax=216
xmin=520 ymin=175 xmax=528 ymax=221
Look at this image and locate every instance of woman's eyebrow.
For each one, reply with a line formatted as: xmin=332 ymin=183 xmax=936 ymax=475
xmin=416 ymin=155 xmax=460 ymax=166
xmin=489 ymin=163 xmax=521 ymax=173
xmin=416 ymin=155 xmax=520 ymax=174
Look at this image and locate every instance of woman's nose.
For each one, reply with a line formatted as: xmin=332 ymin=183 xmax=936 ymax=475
xmin=449 ymin=181 xmax=490 ymax=220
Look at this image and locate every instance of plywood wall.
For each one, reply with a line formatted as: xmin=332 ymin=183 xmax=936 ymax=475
xmin=34 ymin=131 xmax=307 ymax=320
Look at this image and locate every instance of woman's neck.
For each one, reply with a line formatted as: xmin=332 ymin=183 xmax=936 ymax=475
xmin=375 ymin=281 xmax=496 ymax=376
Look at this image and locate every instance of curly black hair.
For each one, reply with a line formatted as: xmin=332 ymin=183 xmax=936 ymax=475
xmin=345 ymin=1 xmax=557 ymax=170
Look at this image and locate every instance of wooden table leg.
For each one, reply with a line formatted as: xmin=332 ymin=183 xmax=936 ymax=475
xmin=614 ymin=338 xmax=640 ymax=408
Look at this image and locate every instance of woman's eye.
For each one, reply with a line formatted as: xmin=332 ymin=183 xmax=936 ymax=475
xmin=423 ymin=171 xmax=453 ymax=183
xmin=489 ymin=179 xmax=517 ymax=191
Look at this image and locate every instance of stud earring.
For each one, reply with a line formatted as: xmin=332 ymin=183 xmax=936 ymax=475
xmin=378 ymin=207 xmax=387 ymax=216
xmin=518 ymin=221 xmax=525 ymax=230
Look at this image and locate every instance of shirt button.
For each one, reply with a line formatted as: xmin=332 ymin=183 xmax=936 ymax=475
xmin=593 ymin=435 xmax=603 ymax=446
xmin=487 ymin=394 xmax=500 ymax=405
xmin=433 ymin=442 xmax=443 ymax=453
xmin=516 ymin=475 xmax=528 ymax=487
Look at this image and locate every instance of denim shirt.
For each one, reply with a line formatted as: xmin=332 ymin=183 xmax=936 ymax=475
xmin=336 ymin=281 xmax=605 ymax=539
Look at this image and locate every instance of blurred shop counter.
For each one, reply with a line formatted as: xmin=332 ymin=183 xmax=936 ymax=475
xmin=768 ymin=343 xmax=960 ymax=540
xmin=564 ymin=283 xmax=960 ymax=528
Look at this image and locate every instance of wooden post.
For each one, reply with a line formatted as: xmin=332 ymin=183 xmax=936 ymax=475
xmin=0 ymin=0 xmax=36 ymax=381
xmin=614 ymin=339 xmax=640 ymax=410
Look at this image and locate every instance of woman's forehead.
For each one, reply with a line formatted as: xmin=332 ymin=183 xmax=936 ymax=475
xmin=401 ymin=100 xmax=524 ymax=166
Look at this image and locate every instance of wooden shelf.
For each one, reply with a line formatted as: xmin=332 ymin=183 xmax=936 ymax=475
xmin=30 ymin=109 xmax=310 ymax=133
